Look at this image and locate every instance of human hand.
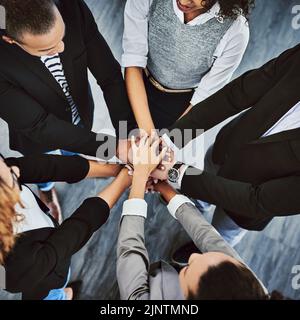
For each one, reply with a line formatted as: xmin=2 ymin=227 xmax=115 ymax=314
xmin=117 ymin=167 xmax=133 ymax=188
xmin=150 ymin=147 xmax=176 ymax=181
xmin=117 ymin=139 xmax=133 ymax=164
xmin=131 ymin=132 xmax=168 ymax=180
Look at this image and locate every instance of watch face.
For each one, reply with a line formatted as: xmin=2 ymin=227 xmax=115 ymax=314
xmin=168 ymin=168 xmax=179 ymax=183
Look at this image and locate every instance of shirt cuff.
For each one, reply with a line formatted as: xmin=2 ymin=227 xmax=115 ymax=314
xmin=167 ymin=195 xmax=195 ymax=220
xmin=121 ymin=54 xmax=148 ymax=68
xmin=122 ymin=199 xmax=148 ymax=219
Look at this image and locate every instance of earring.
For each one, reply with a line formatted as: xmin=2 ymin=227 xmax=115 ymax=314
xmin=215 ymin=12 xmax=224 ymax=23
xmin=232 ymin=6 xmax=243 ymax=16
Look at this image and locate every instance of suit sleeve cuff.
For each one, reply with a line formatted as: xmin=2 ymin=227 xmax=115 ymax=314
xmin=167 ymin=195 xmax=195 ymax=220
xmin=122 ymin=199 xmax=148 ymax=218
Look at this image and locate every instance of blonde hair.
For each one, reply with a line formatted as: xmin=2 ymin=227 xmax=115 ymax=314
xmin=0 ymin=179 xmax=20 ymax=264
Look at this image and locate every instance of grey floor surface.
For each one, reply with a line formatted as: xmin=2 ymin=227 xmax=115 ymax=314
xmin=0 ymin=0 xmax=300 ymax=300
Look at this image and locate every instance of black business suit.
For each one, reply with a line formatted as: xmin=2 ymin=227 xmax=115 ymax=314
xmin=0 ymin=0 xmax=134 ymax=156
xmin=167 ymin=43 xmax=300 ymax=231
xmin=3 ymin=155 xmax=110 ymax=300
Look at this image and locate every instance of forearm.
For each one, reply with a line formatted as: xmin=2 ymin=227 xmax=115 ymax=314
xmin=129 ymin=171 xmax=148 ymax=200
xmin=7 ymin=155 xmax=90 ymax=185
xmin=181 ymin=169 xmax=269 ymax=222
xmin=86 ymin=161 xmax=122 ymax=178
xmin=167 ymin=51 xmax=285 ymax=148
xmin=155 ymin=181 xmax=178 ymax=203
xmin=117 ymin=215 xmax=150 ymax=300
xmin=178 ymin=104 xmax=193 ymax=120
xmin=125 ymin=67 xmax=155 ymax=134
xmin=176 ymin=203 xmax=242 ymax=260
xmin=98 ymin=169 xmax=131 ymax=209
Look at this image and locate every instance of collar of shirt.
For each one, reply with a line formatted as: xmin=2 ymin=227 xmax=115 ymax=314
xmin=172 ymin=0 xmax=221 ymax=26
xmin=13 ymin=186 xmax=55 ymax=234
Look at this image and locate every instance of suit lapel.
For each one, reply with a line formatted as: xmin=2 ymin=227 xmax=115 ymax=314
xmin=250 ymin=127 xmax=300 ymax=145
xmin=3 ymin=43 xmax=67 ymax=101
xmin=60 ymin=30 xmax=76 ymax=101
xmin=227 ymin=76 xmax=300 ymax=153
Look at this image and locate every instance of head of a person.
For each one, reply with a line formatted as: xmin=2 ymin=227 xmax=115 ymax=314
xmin=0 ymin=155 xmax=21 ymax=265
xmin=176 ymin=0 xmax=255 ymax=19
xmin=0 ymin=0 xmax=65 ymax=57
xmin=179 ymin=252 xmax=268 ymax=300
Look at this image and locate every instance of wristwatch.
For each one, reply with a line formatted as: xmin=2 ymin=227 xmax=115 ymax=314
xmin=167 ymin=163 xmax=183 ymax=184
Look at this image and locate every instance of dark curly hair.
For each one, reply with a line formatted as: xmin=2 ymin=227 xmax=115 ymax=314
xmin=202 ymin=0 xmax=255 ymax=20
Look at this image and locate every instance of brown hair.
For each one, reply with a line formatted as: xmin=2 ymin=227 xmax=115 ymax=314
xmin=0 ymin=179 xmax=20 ymax=264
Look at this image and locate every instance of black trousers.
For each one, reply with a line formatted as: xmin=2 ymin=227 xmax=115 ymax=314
xmin=143 ymin=73 xmax=194 ymax=130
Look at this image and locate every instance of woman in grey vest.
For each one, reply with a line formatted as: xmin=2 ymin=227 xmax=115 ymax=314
xmin=122 ymin=0 xmax=253 ymax=132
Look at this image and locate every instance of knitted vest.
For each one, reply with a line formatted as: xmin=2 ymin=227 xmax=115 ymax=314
xmin=147 ymin=0 xmax=234 ymax=89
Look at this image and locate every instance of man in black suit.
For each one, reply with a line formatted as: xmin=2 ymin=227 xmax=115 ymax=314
xmin=152 ymin=43 xmax=300 ymax=250
xmin=0 ymin=0 xmax=135 ymax=221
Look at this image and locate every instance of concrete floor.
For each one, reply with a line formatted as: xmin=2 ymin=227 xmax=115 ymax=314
xmin=1 ymin=0 xmax=300 ymax=300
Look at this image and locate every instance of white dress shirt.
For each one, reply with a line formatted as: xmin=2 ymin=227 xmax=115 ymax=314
xmin=121 ymin=195 xmax=194 ymax=220
xmin=262 ymin=101 xmax=300 ymax=137
xmin=13 ymin=186 xmax=55 ymax=234
xmin=122 ymin=0 xmax=249 ymax=106
xmin=167 ymin=194 xmax=195 ymax=219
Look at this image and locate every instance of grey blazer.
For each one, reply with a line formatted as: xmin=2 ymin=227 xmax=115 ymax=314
xmin=117 ymin=202 xmax=263 ymax=300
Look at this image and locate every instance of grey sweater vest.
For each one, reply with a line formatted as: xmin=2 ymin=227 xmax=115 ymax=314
xmin=147 ymin=0 xmax=235 ymax=89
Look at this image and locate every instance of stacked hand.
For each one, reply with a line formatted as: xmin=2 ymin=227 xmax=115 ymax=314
xmin=131 ymin=132 xmax=168 ymax=177
xmin=117 ymin=130 xmax=177 ymax=194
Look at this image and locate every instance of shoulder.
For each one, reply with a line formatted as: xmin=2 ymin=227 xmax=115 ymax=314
xmin=220 ymin=14 xmax=249 ymax=51
xmin=5 ymin=228 xmax=55 ymax=264
xmin=228 ymin=14 xmax=249 ymax=38
xmin=125 ymin=0 xmax=152 ymax=17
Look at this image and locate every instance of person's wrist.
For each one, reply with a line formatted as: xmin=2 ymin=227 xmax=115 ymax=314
xmin=156 ymin=182 xmax=177 ymax=203
xmin=117 ymin=139 xmax=131 ymax=164
xmin=117 ymin=168 xmax=132 ymax=187
xmin=166 ymin=162 xmax=183 ymax=184
xmin=108 ymin=164 xmax=123 ymax=176
xmin=132 ymin=169 xmax=149 ymax=184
